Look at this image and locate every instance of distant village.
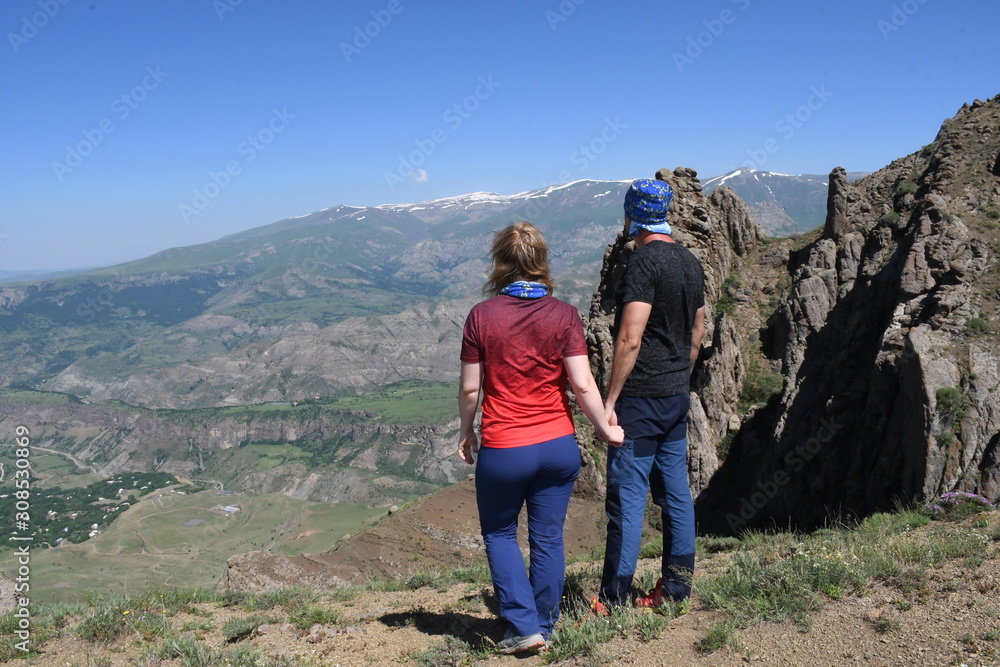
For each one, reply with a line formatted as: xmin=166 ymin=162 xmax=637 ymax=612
xmin=0 ymin=471 xmax=197 ymax=549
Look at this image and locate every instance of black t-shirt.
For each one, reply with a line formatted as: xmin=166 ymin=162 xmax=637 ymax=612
xmin=612 ymin=240 xmax=705 ymax=398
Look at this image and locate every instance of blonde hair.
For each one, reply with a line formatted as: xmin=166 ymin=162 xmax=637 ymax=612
xmin=484 ymin=221 xmax=555 ymax=296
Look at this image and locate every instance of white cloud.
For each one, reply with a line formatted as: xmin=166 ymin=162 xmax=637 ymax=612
xmin=410 ymin=169 xmax=429 ymax=184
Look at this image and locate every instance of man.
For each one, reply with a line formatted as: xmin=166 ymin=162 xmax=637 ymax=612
xmin=595 ymin=178 xmax=706 ymax=611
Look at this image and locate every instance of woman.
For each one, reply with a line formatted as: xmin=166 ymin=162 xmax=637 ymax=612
xmin=458 ymin=221 xmax=624 ymax=654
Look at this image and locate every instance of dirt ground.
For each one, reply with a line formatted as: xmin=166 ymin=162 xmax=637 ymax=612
xmin=12 ymin=483 xmax=1000 ymax=666
xmin=20 ymin=538 xmax=1000 ymax=667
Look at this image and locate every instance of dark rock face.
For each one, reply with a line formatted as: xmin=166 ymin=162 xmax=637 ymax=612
xmin=694 ymin=94 xmax=1000 ymax=533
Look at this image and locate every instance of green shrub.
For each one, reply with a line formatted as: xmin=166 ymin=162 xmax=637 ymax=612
xmin=739 ymin=359 xmax=783 ymax=410
xmin=146 ymin=587 xmax=221 ymax=614
xmin=289 ymin=606 xmax=338 ymax=630
xmin=0 ymin=636 xmax=35 ymax=661
xmin=966 ymin=317 xmax=991 ymax=334
xmin=717 ymin=430 xmax=737 ymax=460
xmin=717 ymin=294 xmax=737 ymax=317
xmin=448 ymin=564 xmax=492 ymax=584
xmin=218 ymin=645 xmax=303 ymax=666
xmin=873 ymin=614 xmax=902 ymax=633
xmin=156 ymin=639 xmax=299 ymax=667
xmin=221 ymin=614 xmax=279 ymax=642
xmin=935 ymin=387 xmax=966 ymax=424
xmin=403 ymin=571 xmax=451 ymax=591
xmin=80 ymin=607 xmax=170 ymax=643
xmin=978 ymin=205 xmax=1000 ymax=219
xmin=935 ymin=432 xmax=955 ymax=448
xmin=879 ymin=212 xmax=901 ymax=225
xmin=412 ymin=636 xmax=477 ymax=666
xmin=221 ymin=587 xmax=315 ymax=612
xmin=697 ymin=620 xmax=739 ymax=652
xmin=99 ymin=609 xmax=142 ymax=642
xmin=895 ymin=181 xmax=918 ymax=197
xmin=157 ymin=635 xmax=215 ymax=664
xmin=545 ymin=604 xmax=645 ymax=663
xmin=699 ymin=536 xmax=742 ymax=553
xmin=639 ymin=537 xmax=663 ymax=559
xmin=635 ymin=610 xmax=672 ymax=640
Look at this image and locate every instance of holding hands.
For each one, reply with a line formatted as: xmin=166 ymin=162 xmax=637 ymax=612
xmin=596 ymin=420 xmax=625 ymax=447
xmin=596 ymin=403 xmax=626 ymax=447
xmin=598 ymin=404 xmax=624 ymax=447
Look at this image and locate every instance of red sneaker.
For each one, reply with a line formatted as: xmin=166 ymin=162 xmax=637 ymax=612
xmin=636 ymin=578 xmax=667 ymax=609
xmin=590 ymin=596 xmax=610 ymax=616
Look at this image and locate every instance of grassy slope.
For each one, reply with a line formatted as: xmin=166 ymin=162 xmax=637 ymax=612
xmin=0 ymin=382 xmax=460 ymax=606
xmin=20 ymin=488 xmax=384 ymax=604
xmin=3 ymin=502 xmax=997 ymax=665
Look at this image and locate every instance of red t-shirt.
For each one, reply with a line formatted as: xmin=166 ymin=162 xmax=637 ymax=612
xmin=460 ymin=294 xmax=588 ymax=448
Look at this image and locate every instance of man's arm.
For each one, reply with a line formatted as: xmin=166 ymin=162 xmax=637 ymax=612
xmin=691 ymin=306 xmax=705 ymax=367
xmin=604 ymin=301 xmax=652 ymax=424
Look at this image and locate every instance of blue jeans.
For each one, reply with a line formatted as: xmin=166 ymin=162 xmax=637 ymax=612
xmin=476 ymin=434 xmax=580 ymax=638
xmin=599 ymin=395 xmax=695 ymax=606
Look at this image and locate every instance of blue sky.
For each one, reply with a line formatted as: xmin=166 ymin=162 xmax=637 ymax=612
xmin=1 ymin=0 xmax=997 ymax=272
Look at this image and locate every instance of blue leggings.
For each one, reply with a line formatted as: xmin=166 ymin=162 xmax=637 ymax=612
xmin=476 ymin=434 xmax=580 ymax=638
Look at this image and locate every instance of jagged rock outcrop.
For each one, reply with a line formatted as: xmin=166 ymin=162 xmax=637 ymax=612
xmin=586 ymin=167 xmax=766 ymax=496
xmin=698 ymin=94 xmax=1000 ymax=533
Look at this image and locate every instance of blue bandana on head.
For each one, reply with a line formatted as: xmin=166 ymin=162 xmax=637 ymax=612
xmin=624 ymin=179 xmax=673 ymax=237
xmin=499 ymin=281 xmax=548 ymax=299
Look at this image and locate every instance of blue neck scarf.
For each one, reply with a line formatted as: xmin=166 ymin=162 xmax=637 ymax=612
xmin=628 ymin=219 xmax=672 ymax=238
xmin=500 ymin=281 xmax=548 ymax=299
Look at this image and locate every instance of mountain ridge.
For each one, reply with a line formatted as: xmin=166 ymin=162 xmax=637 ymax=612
xmin=0 ymin=180 xmax=640 ymax=410
xmin=702 ymin=167 xmax=872 ymax=236
xmin=3 ymin=175 xmax=834 ymax=282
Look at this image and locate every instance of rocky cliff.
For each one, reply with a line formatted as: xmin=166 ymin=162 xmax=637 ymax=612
xmin=691 ymin=95 xmax=1000 ymax=533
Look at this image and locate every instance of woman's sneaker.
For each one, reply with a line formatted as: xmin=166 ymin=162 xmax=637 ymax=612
xmin=496 ymin=631 xmax=546 ymax=654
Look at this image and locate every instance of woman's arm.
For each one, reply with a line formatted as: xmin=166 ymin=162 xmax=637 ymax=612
xmin=564 ymin=355 xmax=624 ymax=446
xmin=457 ymin=361 xmax=482 ymax=464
